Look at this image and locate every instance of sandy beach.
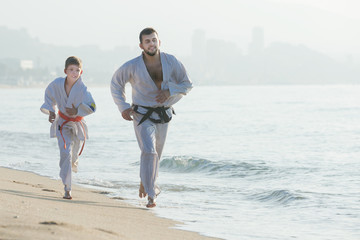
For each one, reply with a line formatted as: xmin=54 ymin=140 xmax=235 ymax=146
xmin=0 ymin=167 xmax=218 ymax=240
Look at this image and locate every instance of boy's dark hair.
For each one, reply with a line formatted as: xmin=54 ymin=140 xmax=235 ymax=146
xmin=139 ymin=27 xmax=158 ymax=43
xmin=65 ymin=56 xmax=82 ymax=69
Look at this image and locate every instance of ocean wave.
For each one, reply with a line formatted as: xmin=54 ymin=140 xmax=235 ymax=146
xmin=160 ymin=184 xmax=204 ymax=193
xmin=159 ymin=156 xmax=271 ymax=177
xmin=0 ymin=130 xmax=47 ymax=139
xmin=0 ymin=130 xmax=50 ymax=151
xmin=251 ymin=190 xmax=306 ymax=205
xmin=76 ymin=178 xmax=116 ymax=189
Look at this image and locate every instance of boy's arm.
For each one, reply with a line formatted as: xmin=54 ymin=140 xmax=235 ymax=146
xmin=40 ymin=83 xmax=57 ymax=115
xmin=76 ymin=91 xmax=96 ymax=117
xmin=49 ymin=111 xmax=56 ymax=123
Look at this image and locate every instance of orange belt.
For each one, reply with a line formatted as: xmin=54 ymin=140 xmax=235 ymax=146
xmin=58 ymin=111 xmax=86 ymax=156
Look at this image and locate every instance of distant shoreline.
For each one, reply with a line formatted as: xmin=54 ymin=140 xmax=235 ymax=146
xmin=1 ymin=83 xmax=359 ymax=89
xmin=0 ymin=83 xmax=109 ymax=89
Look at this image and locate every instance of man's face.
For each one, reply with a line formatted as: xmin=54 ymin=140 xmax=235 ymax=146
xmin=140 ymin=32 xmax=160 ymax=56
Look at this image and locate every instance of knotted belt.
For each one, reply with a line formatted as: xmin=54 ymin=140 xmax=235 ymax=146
xmin=133 ymin=105 xmax=174 ymax=126
xmin=58 ymin=111 xmax=86 ymax=156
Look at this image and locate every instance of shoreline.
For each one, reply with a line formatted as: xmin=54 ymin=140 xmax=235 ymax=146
xmin=1 ymin=83 xmax=360 ymax=89
xmin=0 ymin=167 xmax=219 ymax=240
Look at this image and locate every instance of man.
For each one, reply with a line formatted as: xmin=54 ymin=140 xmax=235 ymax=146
xmin=111 ymin=27 xmax=193 ymax=208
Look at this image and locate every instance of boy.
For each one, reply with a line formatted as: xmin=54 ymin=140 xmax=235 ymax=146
xmin=40 ymin=56 xmax=96 ymax=199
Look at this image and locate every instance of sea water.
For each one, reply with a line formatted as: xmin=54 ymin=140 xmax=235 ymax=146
xmin=0 ymin=85 xmax=359 ymax=240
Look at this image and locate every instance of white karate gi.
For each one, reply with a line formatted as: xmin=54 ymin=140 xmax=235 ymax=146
xmin=41 ymin=77 xmax=96 ymax=191
xmin=111 ymin=52 xmax=193 ymax=199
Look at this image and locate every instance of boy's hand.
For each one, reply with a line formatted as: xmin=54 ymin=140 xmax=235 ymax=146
xmin=66 ymin=104 xmax=78 ymax=116
xmin=155 ymin=89 xmax=170 ymax=103
xmin=122 ymin=108 xmax=133 ymax=121
xmin=49 ymin=111 xmax=56 ymax=123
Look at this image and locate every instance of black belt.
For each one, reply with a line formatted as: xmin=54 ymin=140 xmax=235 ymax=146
xmin=133 ymin=105 xmax=174 ymax=126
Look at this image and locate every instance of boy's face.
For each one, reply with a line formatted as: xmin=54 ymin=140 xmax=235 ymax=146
xmin=64 ymin=64 xmax=82 ymax=82
xmin=139 ymin=32 xmax=161 ymax=56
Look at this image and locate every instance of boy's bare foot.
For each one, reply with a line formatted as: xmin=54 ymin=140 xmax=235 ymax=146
xmin=72 ymin=161 xmax=78 ymax=173
xmin=139 ymin=182 xmax=147 ymax=198
xmin=63 ymin=190 xmax=72 ymax=200
xmin=146 ymin=197 xmax=156 ymax=208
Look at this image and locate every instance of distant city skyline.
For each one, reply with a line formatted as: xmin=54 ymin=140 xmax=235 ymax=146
xmin=1 ymin=26 xmax=358 ymax=86
xmin=1 ymin=0 xmax=359 ymax=58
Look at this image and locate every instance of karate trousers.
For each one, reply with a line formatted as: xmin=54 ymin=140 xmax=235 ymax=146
xmin=133 ymin=112 xmax=169 ymax=199
xmin=57 ymin=125 xmax=83 ymax=191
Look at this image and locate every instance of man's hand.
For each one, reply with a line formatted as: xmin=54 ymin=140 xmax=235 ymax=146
xmin=122 ymin=108 xmax=133 ymax=121
xmin=66 ymin=104 xmax=78 ymax=116
xmin=49 ymin=111 xmax=56 ymax=123
xmin=155 ymin=89 xmax=170 ymax=104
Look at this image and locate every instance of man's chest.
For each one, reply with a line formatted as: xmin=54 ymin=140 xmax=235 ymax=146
xmin=145 ymin=63 xmax=163 ymax=88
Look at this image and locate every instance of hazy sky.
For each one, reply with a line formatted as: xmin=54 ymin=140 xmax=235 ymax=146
xmin=1 ymin=0 xmax=359 ymax=56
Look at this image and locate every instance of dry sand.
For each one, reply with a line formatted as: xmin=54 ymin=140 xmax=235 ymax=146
xmin=0 ymin=167 xmax=219 ymax=240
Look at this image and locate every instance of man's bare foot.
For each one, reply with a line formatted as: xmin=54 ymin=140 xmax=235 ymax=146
xmin=155 ymin=186 xmax=161 ymax=197
xmin=139 ymin=182 xmax=147 ymax=198
xmin=63 ymin=190 xmax=72 ymax=200
xmin=146 ymin=197 xmax=156 ymax=208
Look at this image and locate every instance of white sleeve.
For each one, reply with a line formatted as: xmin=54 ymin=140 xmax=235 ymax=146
xmin=77 ymin=90 xmax=96 ymax=117
xmin=40 ymin=83 xmax=56 ymax=115
xmin=110 ymin=64 xmax=132 ymax=113
xmin=168 ymin=58 xmax=193 ymax=96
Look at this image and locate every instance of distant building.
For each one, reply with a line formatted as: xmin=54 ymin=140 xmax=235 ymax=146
xmin=20 ymin=60 xmax=34 ymax=70
xmin=248 ymin=27 xmax=264 ymax=56
xmin=192 ymin=29 xmax=206 ymax=62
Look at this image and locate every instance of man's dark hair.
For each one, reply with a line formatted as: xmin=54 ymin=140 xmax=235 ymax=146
xmin=139 ymin=27 xmax=158 ymax=43
xmin=65 ymin=56 xmax=82 ymax=69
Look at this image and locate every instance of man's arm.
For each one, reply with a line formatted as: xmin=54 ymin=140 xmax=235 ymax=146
xmin=161 ymin=55 xmax=193 ymax=107
xmin=121 ymin=108 xmax=134 ymax=121
xmin=168 ymin=57 xmax=193 ymax=96
xmin=110 ymin=63 xmax=133 ymax=120
xmin=155 ymin=89 xmax=170 ymax=104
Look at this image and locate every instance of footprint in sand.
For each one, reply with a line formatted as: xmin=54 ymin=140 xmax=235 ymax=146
xmin=13 ymin=181 xmax=44 ymax=188
xmin=39 ymin=221 xmax=59 ymax=225
xmin=42 ymin=189 xmax=56 ymax=192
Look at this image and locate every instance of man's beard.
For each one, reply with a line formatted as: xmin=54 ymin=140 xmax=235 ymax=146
xmin=144 ymin=48 xmax=158 ymax=56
